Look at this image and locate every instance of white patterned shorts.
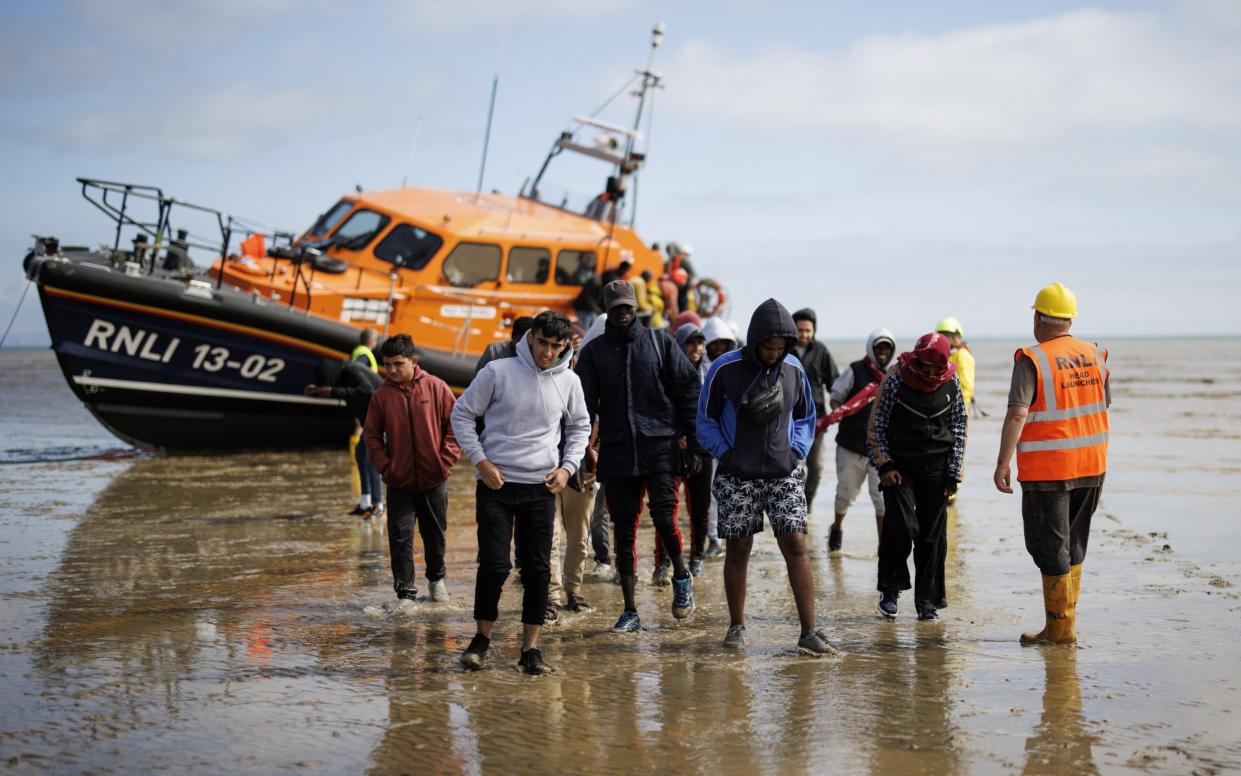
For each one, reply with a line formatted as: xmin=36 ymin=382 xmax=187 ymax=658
xmin=713 ymin=467 xmax=808 ymax=539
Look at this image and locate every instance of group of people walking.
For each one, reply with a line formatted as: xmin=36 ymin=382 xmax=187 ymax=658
xmin=318 ymin=279 xmax=1110 ymax=675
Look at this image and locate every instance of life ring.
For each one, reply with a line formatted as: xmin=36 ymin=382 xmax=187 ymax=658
xmin=695 ymin=277 xmax=727 ymax=317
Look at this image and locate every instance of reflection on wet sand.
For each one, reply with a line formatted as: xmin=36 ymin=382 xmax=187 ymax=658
xmin=7 ymin=350 xmax=1238 ymax=776
xmin=1023 ymin=650 xmax=1097 ymax=775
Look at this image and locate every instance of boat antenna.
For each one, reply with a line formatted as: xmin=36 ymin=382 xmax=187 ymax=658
xmin=624 ymin=21 xmax=665 ymax=226
xmin=476 ymin=24 xmax=508 ymax=196
xmin=401 ymin=115 xmax=423 ymax=189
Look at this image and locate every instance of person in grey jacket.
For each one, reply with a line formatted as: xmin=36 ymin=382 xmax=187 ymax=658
xmin=450 ymin=311 xmax=590 ymax=675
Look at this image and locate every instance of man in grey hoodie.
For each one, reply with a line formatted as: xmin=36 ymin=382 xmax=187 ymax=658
xmin=828 ymin=328 xmax=897 ymax=552
xmin=450 ymin=311 xmax=591 ymax=675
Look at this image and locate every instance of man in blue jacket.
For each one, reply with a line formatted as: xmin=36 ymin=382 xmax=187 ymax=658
xmin=576 ymin=280 xmax=702 ymax=633
xmin=698 ymin=298 xmax=838 ymax=656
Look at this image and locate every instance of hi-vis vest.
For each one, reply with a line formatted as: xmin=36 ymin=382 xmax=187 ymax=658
xmin=1016 ymin=335 xmax=1109 ymax=482
xmin=351 ymin=344 xmax=378 ymax=373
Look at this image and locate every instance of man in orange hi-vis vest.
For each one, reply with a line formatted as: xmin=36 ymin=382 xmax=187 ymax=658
xmin=994 ymin=282 xmax=1110 ymax=645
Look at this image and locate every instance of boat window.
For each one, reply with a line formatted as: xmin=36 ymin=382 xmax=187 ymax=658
xmin=442 ymin=242 xmax=501 ymax=288
xmin=374 ymin=223 xmax=443 ymax=270
xmin=555 ymin=249 xmax=597 ymax=286
xmin=331 ymin=209 xmax=390 ymax=251
xmin=306 ymin=200 xmax=353 ymax=237
xmin=507 ymin=246 xmax=550 ymax=284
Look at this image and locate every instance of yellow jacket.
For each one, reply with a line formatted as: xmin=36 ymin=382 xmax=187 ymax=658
xmin=950 ymin=346 xmax=975 ymax=408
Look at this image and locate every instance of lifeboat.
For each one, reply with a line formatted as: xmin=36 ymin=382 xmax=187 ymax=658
xmin=21 ymin=26 xmax=724 ymax=452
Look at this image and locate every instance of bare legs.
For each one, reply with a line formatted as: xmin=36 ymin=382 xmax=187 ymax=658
xmin=724 ymin=532 xmax=816 ymax=636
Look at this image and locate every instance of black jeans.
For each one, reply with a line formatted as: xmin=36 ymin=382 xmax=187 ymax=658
xmin=473 ymin=482 xmax=555 ymax=626
xmin=606 ymin=473 xmax=683 ymax=576
xmin=386 ymin=482 xmax=448 ymax=595
xmin=1021 ymin=485 xmax=1100 ymax=576
xmin=878 ymin=471 xmax=949 ymax=612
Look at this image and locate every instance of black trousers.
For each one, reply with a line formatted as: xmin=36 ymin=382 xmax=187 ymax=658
xmin=473 ymin=482 xmax=555 ymax=626
xmin=878 ymin=472 xmax=949 ymax=611
xmin=606 ymin=473 xmax=683 ymax=576
xmin=655 ymin=459 xmax=713 ymax=565
xmin=590 ymin=484 xmax=611 ymax=563
xmin=804 ymin=431 xmax=827 ymax=511
xmin=1021 ymin=485 xmax=1101 ymax=576
xmin=386 ymin=483 xmax=448 ymax=594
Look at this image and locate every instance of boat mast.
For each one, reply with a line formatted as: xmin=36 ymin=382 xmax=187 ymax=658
xmin=624 ymin=21 xmax=664 ymax=227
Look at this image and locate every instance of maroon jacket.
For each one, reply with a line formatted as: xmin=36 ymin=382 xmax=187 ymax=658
xmin=364 ymin=370 xmax=460 ymax=492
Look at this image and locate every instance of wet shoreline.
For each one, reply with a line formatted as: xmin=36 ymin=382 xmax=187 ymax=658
xmin=2 ymin=344 xmax=1240 ymax=774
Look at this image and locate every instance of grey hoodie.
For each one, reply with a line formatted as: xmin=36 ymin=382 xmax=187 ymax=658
xmin=450 ymin=335 xmax=591 ymax=484
xmin=675 ymin=323 xmax=708 ymax=383
xmin=701 ymin=317 xmax=738 ymax=364
xmin=829 ymin=327 xmax=896 ymax=403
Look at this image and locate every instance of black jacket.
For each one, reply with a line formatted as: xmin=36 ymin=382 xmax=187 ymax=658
xmin=576 ymin=321 xmax=701 ymax=480
xmin=799 ymin=339 xmax=839 ymax=416
xmin=791 ymin=309 xmax=839 ymax=415
xmin=698 ymin=299 xmax=816 ymax=479
xmin=315 ymin=359 xmax=383 ymax=424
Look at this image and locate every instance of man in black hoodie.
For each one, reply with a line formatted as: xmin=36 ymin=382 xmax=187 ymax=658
xmin=576 ymin=280 xmax=702 ymax=633
xmin=791 ymin=308 xmax=839 ymax=516
xmin=306 ymin=358 xmax=384 ymax=516
xmin=697 ymin=299 xmax=838 ymax=656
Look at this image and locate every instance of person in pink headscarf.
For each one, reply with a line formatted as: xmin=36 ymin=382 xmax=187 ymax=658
xmin=864 ymin=332 xmax=967 ymax=622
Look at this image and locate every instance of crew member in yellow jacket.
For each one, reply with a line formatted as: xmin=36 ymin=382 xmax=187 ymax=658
xmin=935 ymin=318 xmax=974 ymax=411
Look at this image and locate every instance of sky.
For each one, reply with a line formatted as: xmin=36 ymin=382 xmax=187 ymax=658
xmin=2 ymin=0 xmax=1239 ymax=346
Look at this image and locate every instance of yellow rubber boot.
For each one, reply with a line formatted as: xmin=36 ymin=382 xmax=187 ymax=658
xmin=1021 ymin=573 xmax=1076 ymax=645
xmin=1070 ymin=563 xmax=1082 ymax=606
xmin=348 ymin=430 xmax=362 ymax=498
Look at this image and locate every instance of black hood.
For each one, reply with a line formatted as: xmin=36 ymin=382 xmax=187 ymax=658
xmin=792 ymin=307 xmax=817 ymax=331
xmin=313 ymin=358 xmax=344 ymax=386
xmin=744 ymin=299 xmax=798 ymax=362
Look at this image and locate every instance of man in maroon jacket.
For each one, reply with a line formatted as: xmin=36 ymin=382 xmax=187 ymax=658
xmin=364 ymin=334 xmax=461 ymax=605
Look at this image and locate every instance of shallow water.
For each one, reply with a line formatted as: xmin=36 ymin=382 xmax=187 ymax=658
xmin=1 ymin=341 xmax=1239 ymax=774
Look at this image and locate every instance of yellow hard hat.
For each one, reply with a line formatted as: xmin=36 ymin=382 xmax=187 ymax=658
xmin=1032 ymin=282 xmax=1077 ymax=319
xmin=935 ymin=317 xmax=963 ymax=336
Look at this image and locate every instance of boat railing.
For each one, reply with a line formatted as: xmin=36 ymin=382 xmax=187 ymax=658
xmin=75 ymin=178 xmax=403 ymax=313
xmin=78 ymin=178 xmax=296 ymax=277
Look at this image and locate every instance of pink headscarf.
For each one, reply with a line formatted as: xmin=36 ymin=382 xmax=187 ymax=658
xmin=898 ymin=332 xmax=957 ymax=392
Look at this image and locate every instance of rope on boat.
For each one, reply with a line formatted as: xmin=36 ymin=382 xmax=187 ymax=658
xmin=0 ymin=280 xmax=32 ymax=349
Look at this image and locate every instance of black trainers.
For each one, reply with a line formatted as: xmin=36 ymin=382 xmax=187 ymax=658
xmin=518 ymin=648 xmax=553 ymax=675
xmin=348 ymin=504 xmax=368 ymax=516
xmin=917 ymin=608 xmax=940 ymax=622
xmin=688 ymin=556 xmax=705 ymax=577
xmin=828 ymin=526 xmax=843 ymax=553
xmin=878 ymin=592 xmax=899 ymax=619
xmin=461 ymin=633 xmax=490 ymax=670
xmin=395 ymin=586 xmax=418 ymax=601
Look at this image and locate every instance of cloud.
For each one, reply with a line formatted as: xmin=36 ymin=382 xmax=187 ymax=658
xmin=667 ymin=7 xmax=1241 ymax=174
xmin=385 ymin=0 xmax=639 ymax=29
xmin=57 ymin=85 xmax=320 ymax=157
xmin=70 ymin=0 xmax=302 ymax=45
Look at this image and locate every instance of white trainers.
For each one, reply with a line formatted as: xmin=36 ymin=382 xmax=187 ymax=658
xmin=590 ymin=562 xmax=615 ymax=581
xmin=429 ymin=579 xmax=449 ymax=602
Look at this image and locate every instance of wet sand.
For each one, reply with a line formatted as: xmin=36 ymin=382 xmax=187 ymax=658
xmin=1 ymin=341 xmax=1239 ymax=774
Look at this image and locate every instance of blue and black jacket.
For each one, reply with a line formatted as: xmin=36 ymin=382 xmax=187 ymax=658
xmin=697 ymin=299 xmax=816 ymax=479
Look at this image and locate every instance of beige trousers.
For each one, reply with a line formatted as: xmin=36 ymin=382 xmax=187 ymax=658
xmin=548 ymin=485 xmax=597 ymax=605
